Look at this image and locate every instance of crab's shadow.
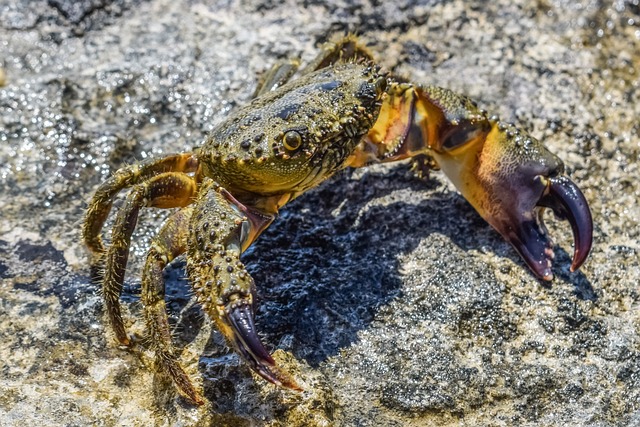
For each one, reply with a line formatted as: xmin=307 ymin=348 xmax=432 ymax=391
xmin=242 ymin=166 xmax=471 ymax=365
xmin=164 ymin=164 xmax=593 ymax=374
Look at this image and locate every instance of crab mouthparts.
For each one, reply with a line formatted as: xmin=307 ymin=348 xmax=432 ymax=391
xmin=508 ymin=175 xmax=593 ymax=281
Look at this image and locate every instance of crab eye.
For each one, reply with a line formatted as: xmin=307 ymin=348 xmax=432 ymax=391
xmin=283 ymin=131 xmax=302 ymax=151
xmin=375 ymin=77 xmax=387 ymax=97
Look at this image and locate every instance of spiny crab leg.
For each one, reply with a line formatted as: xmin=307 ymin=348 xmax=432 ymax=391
xmin=353 ymin=83 xmax=593 ymax=280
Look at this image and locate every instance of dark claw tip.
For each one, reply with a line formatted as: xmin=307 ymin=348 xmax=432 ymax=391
xmin=545 ymin=176 xmax=593 ymax=272
xmin=226 ymin=302 xmax=303 ymax=390
xmin=501 ymin=175 xmax=593 ymax=281
xmin=227 ymin=302 xmax=275 ymax=366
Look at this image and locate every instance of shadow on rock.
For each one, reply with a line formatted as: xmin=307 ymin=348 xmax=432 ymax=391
xmin=246 ymin=165 xmax=592 ymax=364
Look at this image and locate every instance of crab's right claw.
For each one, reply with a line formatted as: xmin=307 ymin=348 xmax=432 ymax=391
xmin=538 ymin=175 xmax=593 ymax=273
xmin=413 ymin=87 xmax=593 ymax=280
xmin=431 ymin=119 xmax=593 ymax=280
xmin=496 ymin=171 xmax=593 ymax=280
xmin=223 ymin=300 xmax=302 ymax=391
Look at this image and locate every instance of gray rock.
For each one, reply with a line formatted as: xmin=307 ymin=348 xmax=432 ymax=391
xmin=1 ymin=0 xmax=638 ymax=426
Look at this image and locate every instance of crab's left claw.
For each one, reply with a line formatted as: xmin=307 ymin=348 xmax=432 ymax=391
xmin=411 ymin=87 xmax=593 ymax=280
xmin=431 ymin=118 xmax=593 ymax=281
xmin=221 ymin=299 xmax=303 ymax=391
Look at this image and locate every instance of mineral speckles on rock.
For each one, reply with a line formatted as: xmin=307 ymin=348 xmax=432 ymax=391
xmin=1 ymin=0 xmax=639 ymax=426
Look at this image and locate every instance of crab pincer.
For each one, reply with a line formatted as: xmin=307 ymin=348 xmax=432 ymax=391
xmin=361 ymin=83 xmax=593 ymax=281
xmin=496 ymin=171 xmax=593 ymax=280
xmin=224 ymin=299 xmax=302 ymax=390
xmin=411 ymin=87 xmax=593 ymax=280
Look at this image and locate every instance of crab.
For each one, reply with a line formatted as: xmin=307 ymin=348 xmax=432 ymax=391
xmin=83 ymin=35 xmax=593 ymax=405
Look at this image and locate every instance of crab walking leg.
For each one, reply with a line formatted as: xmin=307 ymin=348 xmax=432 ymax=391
xmin=350 ymin=83 xmax=593 ymax=280
xmin=253 ymin=59 xmax=300 ymax=97
xmin=253 ymin=34 xmax=373 ymax=98
xmin=301 ymin=34 xmax=374 ymax=74
xmin=103 ymin=172 xmax=198 ymax=345
xmin=186 ymin=179 xmax=301 ymax=390
xmin=140 ymin=206 xmax=205 ymax=405
xmin=83 ymin=153 xmax=198 ymax=281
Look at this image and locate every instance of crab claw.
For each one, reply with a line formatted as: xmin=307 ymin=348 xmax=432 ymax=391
xmin=224 ymin=301 xmax=302 ymax=390
xmin=362 ymin=85 xmax=593 ymax=280
xmin=417 ymin=95 xmax=593 ymax=280
xmin=500 ymin=173 xmax=593 ymax=280
xmin=538 ymin=175 xmax=593 ymax=274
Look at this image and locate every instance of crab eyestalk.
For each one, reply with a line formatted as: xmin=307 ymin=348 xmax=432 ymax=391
xmin=407 ymin=86 xmax=592 ymax=280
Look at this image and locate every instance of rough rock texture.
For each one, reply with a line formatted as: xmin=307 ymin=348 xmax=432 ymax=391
xmin=1 ymin=0 xmax=639 ymax=426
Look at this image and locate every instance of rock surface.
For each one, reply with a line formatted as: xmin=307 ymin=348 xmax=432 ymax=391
xmin=1 ymin=0 xmax=639 ymax=426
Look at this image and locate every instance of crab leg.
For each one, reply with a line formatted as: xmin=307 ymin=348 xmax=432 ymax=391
xmin=102 ymin=172 xmax=197 ymax=345
xmin=253 ymin=59 xmax=300 ymax=97
xmin=301 ymin=34 xmax=374 ymax=74
xmin=83 ymin=153 xmax=198 ymax=282
xmin=186 ymin=179 xmax=301 ymax=390
xmin=349 ymin=83 xmax=593 ymax=280
xmin=140 ymin=206 xmax=204 ymax=405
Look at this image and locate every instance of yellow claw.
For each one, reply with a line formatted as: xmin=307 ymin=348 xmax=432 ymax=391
xmin=358 ymin=83 xmax=593 ymax=280
xmin=419 ymin=90 xmax=592 ymax=280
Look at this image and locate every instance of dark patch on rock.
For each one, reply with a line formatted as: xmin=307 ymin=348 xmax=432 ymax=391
xmin=16 ymin=240 xmax=66 ymax=264
xmin=0 ymin=261 xmax=8 ymax=278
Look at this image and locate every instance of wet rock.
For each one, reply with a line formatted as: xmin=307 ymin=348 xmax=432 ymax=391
xmin=1 ymin=0 xmax=638 ymax=426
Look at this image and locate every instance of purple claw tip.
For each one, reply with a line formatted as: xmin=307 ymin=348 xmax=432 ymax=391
xmin=227 ymin=303 xmax=275 ymax=365
xmin=546 ymin=176 xmax=593 ymax=273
